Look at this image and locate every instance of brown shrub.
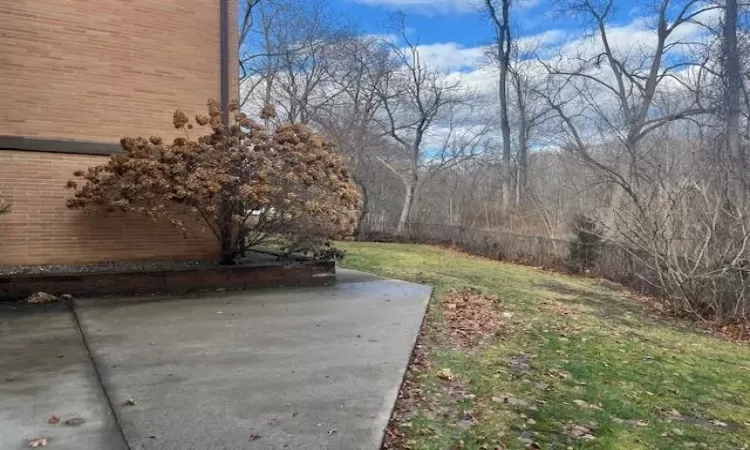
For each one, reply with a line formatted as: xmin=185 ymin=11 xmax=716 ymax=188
xmin=67 ymin=99 xmax=362 ymax=264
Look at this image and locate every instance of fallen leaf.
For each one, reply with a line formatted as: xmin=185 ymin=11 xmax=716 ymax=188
xmin=249 ymin=434 xmax=261 ymax=441
xmin=491 ymin=393 xmax=531 ymax=407
xmin=63 ymin=417 xmax=85 ymax=427
xmin=27 ymin=292 xmax=58 ymax=304
xmin=666 ymin=408 xmax=683 ymax=419
xmin=328 ymin=428 xmax=338 ymax=435
xmin=437 ymin=368 xmax=455 ymax=381
xmin=567 ymin=422 xmax=597 ymax=441
xmin=122 ymin=397 xmax=136 ymax=406
xmin=509 ymin=354 xmax=532 ymax=373
xmin=442 ymin=290 xmax=506 ymax=348
xmin=627 ymin=420 xmax=649 ymax=427
xmin=27 ymin=438 xmax=48 ymax=448
xmin=710 ymin=419 xmax=728 ymax=427
xmin=47 ymin=415 xmax=60 ymax=425
xmin=547 ymin=369 xmax=573 ymax=379
xmin=573 ymin=399 xmax=603 ymax=410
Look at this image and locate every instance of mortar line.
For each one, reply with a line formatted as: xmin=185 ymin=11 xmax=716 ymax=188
xmin=67 ymin=299 xmax=132 ymax=450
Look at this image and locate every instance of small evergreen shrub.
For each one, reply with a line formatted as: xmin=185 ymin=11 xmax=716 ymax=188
xmin=568 ymin=214 xmax=602 ymax=273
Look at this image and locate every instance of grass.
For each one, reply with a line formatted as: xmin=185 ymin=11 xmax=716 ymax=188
xmin=339 ymin=242 xmax=750 ymax=450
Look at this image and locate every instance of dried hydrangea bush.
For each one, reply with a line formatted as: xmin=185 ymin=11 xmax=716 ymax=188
xmin=67 ymin=99 xmax=362 ymax=264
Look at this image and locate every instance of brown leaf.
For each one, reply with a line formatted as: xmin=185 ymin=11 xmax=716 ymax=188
xmin=442 ymin=291 xmax=505 ymax=349
xmin=573 ymin=399 xmax=603 ymax=410
xmin=27 ymin=292 xmax=58 ymax=304
xmin=27 ymin=438 xmax=48 ymax=448
xmin=567 ymin=422 xmax=597 ymax=440
xmin=437 ymin=368 xmax=456 ymax=381
xmin=47 ymin=415 xmax=60 ymax=425
xmin=63 ymin=417 xmax=85 ymax=427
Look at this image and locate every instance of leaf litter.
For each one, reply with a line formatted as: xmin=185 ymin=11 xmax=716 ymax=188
xmin=442 ymin=289 xmax=507 ymax=349
xmin=383 ymin=316 xmax=433 ymax=450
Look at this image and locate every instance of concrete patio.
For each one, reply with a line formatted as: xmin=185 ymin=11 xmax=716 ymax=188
xmin=0 ymin=269 xmax=431 ymax=450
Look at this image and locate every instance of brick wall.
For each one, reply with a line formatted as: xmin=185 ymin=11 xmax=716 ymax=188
xmin=0 ymin=0 xmax=238 ymax=141
xmin=0 ymin=0 xmax=238 ymax=265
xmin=0 ymin=151 xmax=218 ymax=265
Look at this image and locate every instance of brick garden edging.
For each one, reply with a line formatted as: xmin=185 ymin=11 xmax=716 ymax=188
xmin=0 ymin=261 xmax=335 ymax=302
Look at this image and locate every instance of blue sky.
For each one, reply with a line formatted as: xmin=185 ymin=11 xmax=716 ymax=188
xmin=330 ymin=0 xmax=642 ymax=49
xmin=316 ymin=0 xmax=718 ymax=82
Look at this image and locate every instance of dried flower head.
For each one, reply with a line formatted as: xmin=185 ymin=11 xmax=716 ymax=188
xmin=260 ymin=104 xmax=277 ymax=120
xmin=173 ymin=110 xmax=190 ymax=129
xmin=67 ymin=99 xmax=362 ymax=263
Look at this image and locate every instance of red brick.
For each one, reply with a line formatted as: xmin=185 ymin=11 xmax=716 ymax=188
xmin=0 ymin=0 xmax=238 ymax=265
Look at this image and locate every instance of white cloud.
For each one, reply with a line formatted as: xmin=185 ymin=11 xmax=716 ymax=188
xmin=352 ymin=0 xmax=542 ymax=14
xmin=411 ymin=42 xmax=486 ymax=71
xmin=352 ymin=0 xmax=481 ymax=14
xmin=406 ymin=29 xmax=567 ymax=73
xmin=242 ymin=8 xmax=719 ymax=153
xmin=362 ymin=32 xmax=400 ymax=44
xmin=516 ymin=29 xmax=567 ymax=54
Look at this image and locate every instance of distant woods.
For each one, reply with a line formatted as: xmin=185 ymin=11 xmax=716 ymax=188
xmin=239 ymin=0 xmax=750 ymax=322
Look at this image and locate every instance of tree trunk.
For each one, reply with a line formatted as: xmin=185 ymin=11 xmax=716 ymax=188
xmin=486 ymin=0 xmax=513 ymax=217
xmin=218 ymin=210 xmax=236 ymax=265
xmin=396 ymin=181 xmax=416 ymax=234
xmin=724 ymin=0 xmax=743 ymax=167
xmin=516 ymin=130 xmax=528 ymax=208
xmin=500 ymin=84 xmax=512 ymax=215
xmin=603 ymin=143 xmax=637 ymax=233
xmin=355 ymin=182 xmax=370 ymax=240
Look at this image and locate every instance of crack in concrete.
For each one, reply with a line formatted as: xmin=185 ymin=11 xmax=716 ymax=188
xmin=66 ymin=299 xmax=132 ymax=450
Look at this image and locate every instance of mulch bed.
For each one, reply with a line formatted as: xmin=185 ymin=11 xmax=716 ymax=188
xmin=0 ymin=259 xmax=216 ymax=277
xmin=0 ymin=253 xmax=281 ymax=277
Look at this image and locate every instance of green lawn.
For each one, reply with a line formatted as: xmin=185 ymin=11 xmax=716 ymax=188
xmin=339 ymin=242 xmax=750 ymax=450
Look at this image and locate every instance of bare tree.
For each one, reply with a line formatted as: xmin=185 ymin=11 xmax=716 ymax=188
xmin=239 ymin=0 xmax=347 ymax=119
xmin=486 ymin=0 xmax=514 ymax=215
xmin=239 ymin=0 xmax=262 ymax=98
xmin=509 ymin=62 xmax=555 ymax=208
xmin=373 ymin=16 xmax=490 ymax=233
xmin=723 ymin=0 xmax=744 ymax=168
xmin=272 ymin=2 xmax=350 ymax=124
xmin=314 ymin=36 xmax=392 ymax=234
xmin=539 ymin=0 xmax=717 ymax=230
